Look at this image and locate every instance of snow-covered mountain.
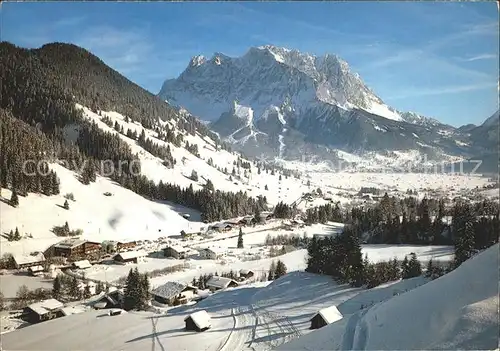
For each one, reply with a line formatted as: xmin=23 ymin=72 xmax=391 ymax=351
xmin=159 ymin=45 xmax=458 ymax=162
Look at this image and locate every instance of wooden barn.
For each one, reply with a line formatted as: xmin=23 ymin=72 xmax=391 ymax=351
xmin=163 ymin=245 xmax=187 ymax=259
xmin=151 ymin=282 xmax=197 ymax=305
xmin=310 ymin=305 xmax=343 ymax=329
xmin=113 ymin=250 xmax=147 ymax=264
xmin=184 ymin=310 xmax=211 ymax=332
xmin=206 ymin=276 xmax=239 ymax=292
xmin=22 ymin=299 xmax=64 ymax=324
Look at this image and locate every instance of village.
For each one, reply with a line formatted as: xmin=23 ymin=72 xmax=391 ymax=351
xmin=0 ymin=209 xmax=316 ymax=332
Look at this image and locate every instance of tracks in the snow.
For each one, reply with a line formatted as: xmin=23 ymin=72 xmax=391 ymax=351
xmin=217 ymin=307 xmax=237 ymax=351
xmin=150 ymin=316 xmax=165 ymax=351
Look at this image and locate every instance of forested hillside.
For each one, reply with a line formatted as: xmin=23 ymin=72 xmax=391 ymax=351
xmin=0 ymin=41 xmax=265 ymax=221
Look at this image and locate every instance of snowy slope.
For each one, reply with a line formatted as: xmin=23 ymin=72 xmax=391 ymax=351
xmin=280 ymin=244 xmax=499 ymax=350
xmin=0 ymin=163 xmax=195 ymax=256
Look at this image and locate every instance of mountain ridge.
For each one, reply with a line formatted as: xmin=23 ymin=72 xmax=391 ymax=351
xmin=159 ymin=45 xmax=483 ymax=163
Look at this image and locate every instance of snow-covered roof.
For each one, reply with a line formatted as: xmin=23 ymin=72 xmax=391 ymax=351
xmin=166 ymin=245 xmax=187 ymax=253
xmin=152 ymin=282 xmax=187 ymax=300
xmin=28 ymin=299 xmax=64 ymax=315
xmin=61 ymin=306 xmax=85 ymax=316
xmin=72 ymin=260 xmax=92 ymax=269
xmin=184 ymin=310 xmax=211 ymax=330
xmin=314 ymin=305 xmax=343 ymax=324
xmin=28 ymin=265 xmax=44 ymax=272
xmin=225 ymin=218 xmax=242 ymax=225
xmin=206 ymin=276 xmax=238 ymax=289
xmin=13 ymin=253 xmax=45 ymax=266
xmin=54 ymin=238 xmax=86 ymax=249
xmin=114 ymin=250 xmax=147 ymax=260
xmin=203 ymin=247 xmax=225 ymax=255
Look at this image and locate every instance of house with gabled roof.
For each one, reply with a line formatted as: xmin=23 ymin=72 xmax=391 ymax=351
xmin=151 ymin=281 xmax=198 ymax=305
xmin=206 ymin=276 xmax=239 ymax=292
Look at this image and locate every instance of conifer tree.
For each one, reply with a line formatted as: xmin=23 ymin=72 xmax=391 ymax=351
xmin=95 ymin=281 xmax=104 ymax=295
xmin=268 ymin=261 xmax=276 ymax=281
xmin=14 ymin=227 xmax=21 ymax=240
xmin=425 ymin=258 xmax=434 ymax=278
xmin=454 ymin=220 xmax=476 ymax=267
xmin=52 ymin=275 xmax=61 ymax=299
xmin=237 ymin=227 xmax=244 ymax=248
xmin=69 ymin=276 xmax=80 ymax=299
xmin=124 ymin=268 xmax=139 ymax=310
xmin=406 ymin=253 xmax=422 ymax=278
xmin=401 ymin=255 xmax=410 ymax=279
xmin=83 ymin=285 xmax=91 ymax=300
xmin=10 ymin=189 xmax=19 ymax=207
xmin=274 ymin=260 xmax=287 ymax=279
xmin=63 ymin=199 xmax=70 ymax=210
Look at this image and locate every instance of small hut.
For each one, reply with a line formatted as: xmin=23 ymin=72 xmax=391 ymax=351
xmin=310 ymin=305 xmax=343 ymax=329
xmin=184 ymin=310 xmax=211 ymax=332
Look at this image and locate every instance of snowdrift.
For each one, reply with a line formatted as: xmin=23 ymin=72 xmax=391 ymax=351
xmin=361 ymin=243 xmax=499 ymax=350
xmin=280 ymin=244 xmax=499 ymax=350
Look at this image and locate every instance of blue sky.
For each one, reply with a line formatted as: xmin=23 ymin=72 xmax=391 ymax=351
xmin=2 ymin=1 xmax=498 ymax=126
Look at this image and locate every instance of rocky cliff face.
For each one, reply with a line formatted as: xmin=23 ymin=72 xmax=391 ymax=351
xmin=159 ymin=45 xmax=484 ymax=164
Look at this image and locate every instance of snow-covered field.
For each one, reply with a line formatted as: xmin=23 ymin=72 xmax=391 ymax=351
xmin=80 ymin=244 xmax=452 ymax=288
xmin=4 ymin=244 xmax=495 ymax=351
xmin=0 ymin=163 xmax=199 ymax=257
xmin=0 ymin=274 xmax=53 ymax=299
